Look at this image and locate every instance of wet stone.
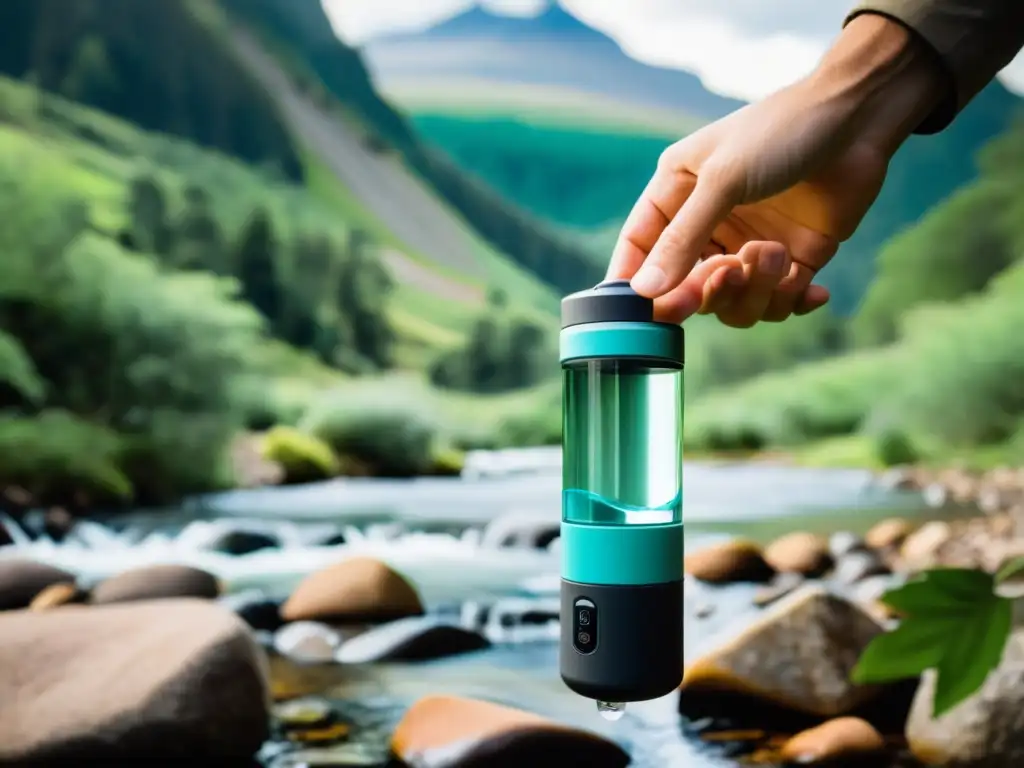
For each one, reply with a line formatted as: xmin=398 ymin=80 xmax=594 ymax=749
xmin=833 ymin=551 xmax=891 ymax=586
xmin=829 ymin=531 xmax=868 ymax=559
xmin=753 ymin=572 xmax=804 ymax=608
xmin=275 ymin=697 xmax=339 ymax=730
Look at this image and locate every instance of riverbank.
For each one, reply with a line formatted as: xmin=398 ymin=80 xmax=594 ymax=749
xmin=3 ymin=454 xmax=1023 ymax=765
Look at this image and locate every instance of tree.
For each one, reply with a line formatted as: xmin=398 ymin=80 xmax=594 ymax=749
xmin=58 ymin=36 xmax=119 ymax=110
xmin=171 ymin=184 xmax=227 ymax=273
xmin=235 ymin=207 xmax=283 ymax=326
xmin=336 ymin=228 xmax=394 ymax=370
xmin=126 ymin=174 xmax=172 ymax=256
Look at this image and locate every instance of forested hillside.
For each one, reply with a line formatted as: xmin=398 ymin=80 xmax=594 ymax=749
xmin=217 ymin=0 xmax=602 ymax=295
xmin=0 ymin=0 xmax=303 ymax=179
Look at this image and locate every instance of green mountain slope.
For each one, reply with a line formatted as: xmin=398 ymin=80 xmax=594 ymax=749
xmin=216 ymin=0 xmax=602 ymax=296
xmin=0 ymin=0 xmax=303 ymax=180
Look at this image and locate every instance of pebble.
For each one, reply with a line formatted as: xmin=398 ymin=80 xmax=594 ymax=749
xmin=274 ymin=621 xmax=343 ymax=663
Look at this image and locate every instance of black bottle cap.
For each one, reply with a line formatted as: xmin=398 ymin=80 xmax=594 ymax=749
xmin=561 ymin=279 xmax=654 ymax=329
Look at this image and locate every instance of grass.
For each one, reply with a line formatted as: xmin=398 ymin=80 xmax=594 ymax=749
xmin=383 ymin=80 xmax=702 ymax=137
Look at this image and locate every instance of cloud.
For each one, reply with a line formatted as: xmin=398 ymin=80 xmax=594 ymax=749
xmin=323 ymin=0 xmax=1024 ymax=101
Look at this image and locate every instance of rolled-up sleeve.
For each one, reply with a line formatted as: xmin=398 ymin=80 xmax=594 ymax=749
xmin=845 ymin=0 xmax=1024 ymax=133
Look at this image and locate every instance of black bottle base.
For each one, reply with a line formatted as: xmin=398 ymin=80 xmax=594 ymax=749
xmin=559 ymin=578 xmax=683 ymax=703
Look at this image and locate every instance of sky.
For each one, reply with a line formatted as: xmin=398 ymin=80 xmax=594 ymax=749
xmin=322 ymin=0 xmax=1024 ymax=102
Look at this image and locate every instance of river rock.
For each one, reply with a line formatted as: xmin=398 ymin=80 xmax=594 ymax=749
xmin=866 ymin=518 xmax=914 ymax=551
xmin=849 ymin=573 xmax=905 ymax=623
xmin=274 ymin=621 xmax=343 ymax=663
xmin=391 ymin=695 xmax=630 ymax=768
xmin=207 ymin=528 xmax=280 ymax=555
xmin=28 ymin=581 xmax=88 ymax=610
xmin=833 ymin=551 xmax=891 ymax=586
xmin=829 ymin=531 xmax=868 ymax=559
xmin=42 ymin=507 xmax=76 ymax=542
xmin=681 ymin=585 xmax=884 ymax=716
xmin=906 ymin=632 xmax=1024 ymax=766
xmin=337 ymin=616 xmax=490 ymax=664
xmin=0 ymin=558 xmax=76 ymax=611
xmin=274 ymin=697 xmax=338 ymax=731
xmin=90 ymin=564 xmax=221 ymax=604
xmin=281 ymin=557 xmax=424 ymax=624
xmin=685 ymin=540 xmax=775 ymax=584
xmin=220 ymin=589 xmax=284 ymax=632
xmin=0 ymin=599 xmax=269 ymax=762
xmin=753 ymin=572 xmax=805 ymax=608
xmin=899 ymin=521 xmax=953 ymax=570
xmin=481 ymin=515 xmax=560 ymax=550
xmin=764 ymin=532 xmax=833 ymax=577
xmin=780 ymin=717 xmax=885 ymax=763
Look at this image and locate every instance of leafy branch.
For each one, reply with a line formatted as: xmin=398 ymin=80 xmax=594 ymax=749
xmin=851 ymin=560 xmax=1024 ymax=717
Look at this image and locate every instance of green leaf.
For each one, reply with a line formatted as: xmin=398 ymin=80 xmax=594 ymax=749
xmin=881 ymin=568 xmax=994 ymax=615
xmin=853 ymin=568 xmax=1013 ymax=717
xmin=851 ymin=616 xmax=960 ymax=683
xmin=933 ymin=595 xmax=1012 ymax=717
xmin=996 ymin=556 xmax=1024 ymax=584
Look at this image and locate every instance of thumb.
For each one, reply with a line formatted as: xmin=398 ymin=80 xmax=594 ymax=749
xmin=630 ymin=171 xmax=738 ymax=299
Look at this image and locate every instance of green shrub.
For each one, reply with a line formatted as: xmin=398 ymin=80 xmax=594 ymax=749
xmin=496 ymin=407 xmax=562 ymax=448
xmin=301 ymin=393 xmax=437 ymax=477
xmin=426 ymin=444 xmax=466 ymax=477
xmin=260 ymin=425 xmax=338 ymax=484
xmin=875 ymin=283 xmax=1024 ymax=446
xmin=0 ymin=410 xmax=132 ymax=503
xmin=874 ymin=428 xmax=921 ymax=467
xmin=684 ymin=348 xmax=901 ymax=451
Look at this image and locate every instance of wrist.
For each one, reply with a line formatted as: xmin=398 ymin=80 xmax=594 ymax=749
xmin=808 ymin=13 xmax=946 ymax=157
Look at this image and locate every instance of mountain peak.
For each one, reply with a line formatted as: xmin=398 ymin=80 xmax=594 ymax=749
xmin=426 ymin=2 xmax=598 ymax=40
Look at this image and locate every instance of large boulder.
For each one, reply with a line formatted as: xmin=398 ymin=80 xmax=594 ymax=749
xmin=906 ymin=631 xmax=1024 ymax=766
xmin=684 ymin=540 xmax=775 ymax=584
xmin=0 ymin=599 xmax=270 ymax=763
xmin=281 ymin=557 xmax=423 ymax=624
xmin=391 ymin=695 xmax=629 ymax=767
xmin=90 ymin=564 xmax=221 ymax=604
xmin=682 ymin=586 xmax=885 ymax=717
xmin=0 ymin=558 xmax=76 ymax=611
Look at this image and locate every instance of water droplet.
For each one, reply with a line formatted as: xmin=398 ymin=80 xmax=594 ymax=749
xmin=596 ymin=701 xmax=625 ymax=721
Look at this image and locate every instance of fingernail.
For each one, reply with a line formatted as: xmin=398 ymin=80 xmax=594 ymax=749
xmin=631 ymin=265 xmax=668 ymax=296
xmin=726 ymin=268 xmax=745 ymax=286
xmin=759 ymin=247 xmax=786 ymax=275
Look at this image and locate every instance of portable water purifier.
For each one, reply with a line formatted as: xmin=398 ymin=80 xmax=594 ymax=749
xmin=558 ymin=279 xmax=684 ymax=718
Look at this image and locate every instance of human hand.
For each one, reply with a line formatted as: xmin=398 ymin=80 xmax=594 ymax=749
xmin=607 ymin=14 xmax=944 ymax=328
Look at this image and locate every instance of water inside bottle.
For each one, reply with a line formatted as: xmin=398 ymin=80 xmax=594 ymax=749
xmin=562 ymin=488 xmax=679 ymax=525
xmin=597 ymin=700 xmax=626 ymax=720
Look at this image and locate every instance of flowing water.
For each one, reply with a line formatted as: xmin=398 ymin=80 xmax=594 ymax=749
xmin=0 ymin=458 xmax=966 ymax=767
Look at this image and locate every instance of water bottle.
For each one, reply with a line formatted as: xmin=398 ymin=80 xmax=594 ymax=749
xmin=558 ymin=279 xmax=684 ymax=718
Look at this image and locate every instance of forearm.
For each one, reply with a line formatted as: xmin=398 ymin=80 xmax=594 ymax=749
xmin=847 ymin=0 xmax=1024 ymax=133
xmin=806 ymin=13 xmax=946 ymax=159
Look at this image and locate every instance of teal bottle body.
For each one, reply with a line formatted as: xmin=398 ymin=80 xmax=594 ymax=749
xmin=559 ymin=280 xmax=684 ymax=703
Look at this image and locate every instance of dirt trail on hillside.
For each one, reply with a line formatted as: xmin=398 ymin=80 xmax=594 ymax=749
xmin=226 ymin=29 xmax=488 ymax=297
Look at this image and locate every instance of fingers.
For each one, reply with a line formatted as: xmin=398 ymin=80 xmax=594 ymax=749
xmin=607 ymin=168 xmax=696 ymax=281
xmin=712 ymin=242 xmax=790 ymax=328
xmin=654 ymin=242 xmax=831 ymax=327
xmin=631 ymin=171 xmax=740 ymax=298
xmin=653 ymin=254 xmax=742 ymax=324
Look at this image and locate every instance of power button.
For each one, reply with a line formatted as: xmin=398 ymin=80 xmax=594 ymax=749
xmin=573 ymin=597 xmax=598 ymax=654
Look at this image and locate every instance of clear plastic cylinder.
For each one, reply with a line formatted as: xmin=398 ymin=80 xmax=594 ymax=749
xmin=562 ymin=358 xmax=682 ymax=526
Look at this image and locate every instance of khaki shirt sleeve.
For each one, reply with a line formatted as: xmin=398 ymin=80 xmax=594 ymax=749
xmin=845 ymin=0 xmax=1024 ymax=133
